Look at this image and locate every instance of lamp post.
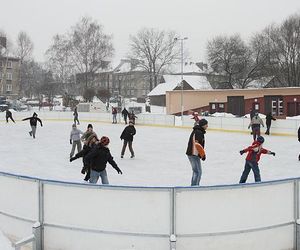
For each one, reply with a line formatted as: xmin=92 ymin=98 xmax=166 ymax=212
xmin=174 ymin=37 xmax=188 ymax=121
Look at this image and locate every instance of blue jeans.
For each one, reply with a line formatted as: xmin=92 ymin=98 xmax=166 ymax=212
xmin=188 ymin=155 xmax=202 ymax=186
xmin=89 ymin=169 xmax=109 ymax=184
xmin=239 ymin=160 xmax=261 ymax=183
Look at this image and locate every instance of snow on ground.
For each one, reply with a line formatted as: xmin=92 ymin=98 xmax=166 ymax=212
xmin=0 ymin=119 xmax=299 ymax=187
xmin=0 ymin=231 xmax=13 ymax=250
xmin=211 ymin=112 xmax=236 ymax=118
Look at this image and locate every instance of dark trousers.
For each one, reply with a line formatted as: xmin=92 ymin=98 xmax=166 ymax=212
xmin=74 ymin=116 xmax=80 ymax=125
xmin=239 ymin=160 xmax=261 ymax=183
xmin=124 ymin=116 xmax=127 ymax=124
xmin=121 ymin=140 xmax=134 ymax=157
xmin=265 ymin=124 xmax=271 ymax=135
xmin=252 ymin=127 xmax=261 ymax=141
xmin=6 ymin=116 xmax=15 ymax=123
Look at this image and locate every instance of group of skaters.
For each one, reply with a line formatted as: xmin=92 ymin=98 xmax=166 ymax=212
xmin=114 ymin=107 xmax=137 ymax=124
xmin=187 ymin=110 xmax=277 ymax=186
xmin=69 ymin=117 xmax=137 ymax=184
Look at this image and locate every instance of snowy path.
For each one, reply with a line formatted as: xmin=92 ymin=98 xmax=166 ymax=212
xmin=0 ymin=120 xmax=299 ymax=186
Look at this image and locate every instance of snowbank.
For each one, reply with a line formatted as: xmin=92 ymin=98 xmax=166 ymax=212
xmin=286 ymin=115 xmax=300 ymax=120
xmin=211 ymin=112 xmax=236 ymax=118
xmin=0 ymin=231 xmax=13 ymax=250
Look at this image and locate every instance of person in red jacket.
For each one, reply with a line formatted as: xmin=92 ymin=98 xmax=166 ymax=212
xmin=239 ymin=136 xmax=275 ymax=183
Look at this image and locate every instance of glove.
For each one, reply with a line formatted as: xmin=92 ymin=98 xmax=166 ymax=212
xmin=70 ymin=157 xmax=76 ymax=162
xmin=298 ymin=138 xmax=300 ymax=142
xmin=41 ymin=124 xmax=43 ymax=127
xmin=240 ymin=150 xmax=245 ymax=155
xmin=115 ymin=166 xmax=122 ymax=174
xmin=201 ymin=155 xmax=206 ymax=161
xmin=70 ymin=139 xmax=72 ymax=144
xmin=270 ymin=152 xmax=276 ymax=156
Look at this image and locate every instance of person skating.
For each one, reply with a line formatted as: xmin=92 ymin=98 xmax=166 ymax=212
xmin=191 ymin=111 xmax=200 ymax=125
xmin=248 ymin=112 xmax=264 ymax=141
xmin=128 ymin=110 xmax=137 ymax=125
xmin=120 ymin=121 xmax=136 ymax=158
xmin=22 ymin=112 xmax=43 ymax=139
xmin=81 ymin=124 xmax=96 ymax=144
xmin=69 ymin=124 xmax=83 ymax=158
xmin=73 ymin=106 xmax=80 ymax=125
xmin=6 ymin=109 xmax=15 ymax=123
xmin=265 ymin=112 xmax=276 ymax=135
xmin=121 ymin=108 xmax=129 ymax=124
xmin=85 ymin=136 xmax=122 ymax=184
xmin=186 ymin=119 xmax=208 ymax=186
xmin=70 ymin=133 xmax=98 ymax=181
xmin=239 ymin=136 xmax=275 ymax=183
xmin=112 ymin=107 xmax=117 ymax=124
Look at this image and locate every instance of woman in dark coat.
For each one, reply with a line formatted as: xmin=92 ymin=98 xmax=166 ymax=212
xmin=120 ymin=121 xmax=136 ymax=158
xmin=265 ymin=112 xmax=276 ymax=135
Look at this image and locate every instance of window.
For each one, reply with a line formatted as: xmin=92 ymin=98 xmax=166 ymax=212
xmin=219 ymin=103 xmax=224 ymax=108
xmin=255 ymin=104 xmax=259 ymax=110
xmin=211 ymin=104 xmax=216 ymax=109
xmin=7 ymin=61 xmax=12 ymax=68
xmin=7 ymin=73 xmax=12 ymax=80
xmin=6 ymin=84 xmax=12 ymax=92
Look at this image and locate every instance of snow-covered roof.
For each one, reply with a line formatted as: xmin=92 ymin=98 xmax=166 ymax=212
xmin=113 ymin=59 xmax=144 ymax=73
xmin=169 ymin=62 xmax=209 ymax=74
xmin=148 ymin=75 xmax=212 ymax=96
xmin=246 ymin=77 xmax=274 ymax=89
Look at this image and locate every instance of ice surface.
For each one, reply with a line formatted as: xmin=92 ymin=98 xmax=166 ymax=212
xmin=0 ymin=119 xmax=298 ymax=187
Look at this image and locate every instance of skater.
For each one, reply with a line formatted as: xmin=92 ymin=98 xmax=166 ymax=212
xmin=69 ymin=124 xmax=83 ymax=158
xmin=73 ymin=106 xmax=80 ymax=125
xmin=6 ymin=109 xmax=15 ymax=123
xmin=265 ymin=112 xmax=276 ymax=135
xmin=186 ymin=119 xmax=208 ymax=186
xmin=121 ymin=107 xmax=129 ymax=124
xmin=85 ymin=136 xmax=122 ymax=184
xmin=81 ymin=124 xmax=96 ymax=144
xmin=128 ymin=110 xmax=137 ymax=125
xmin=248 ymin=112 xmax=264 ymax=141
xmin=120 ymin=121 xmax=136 ymax=158
xmin=191 ymin=111 xmax=200 ymax=125
xmin=112 ymin=107 xmax=117 ymax=124
xmin=70 ymin=133 xmax=99 ymax=181
xmin=239 ymin=136 xmax=275 ymax=183
xmin=22 ymin=112 xmax=43 ymax=139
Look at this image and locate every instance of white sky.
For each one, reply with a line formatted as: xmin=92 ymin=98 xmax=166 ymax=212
xmin=1 ymin=0 xmax=299 ymax=66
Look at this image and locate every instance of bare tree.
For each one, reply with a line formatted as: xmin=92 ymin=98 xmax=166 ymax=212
xmin=207 ymin=34 xmax=249 ymax=88
xmin=83 ymin=87 xmax=96 ymax=102
xmin=69 ymin=16 xmax=114 ymax=89
xmin=15 ymin=31 xmax=33 ymax=63
xmin=129 ymin=28 xmax=180 ymax=91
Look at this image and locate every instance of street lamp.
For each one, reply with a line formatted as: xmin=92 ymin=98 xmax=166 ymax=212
xmin=174 ymin=37 xmax=188 ymax=121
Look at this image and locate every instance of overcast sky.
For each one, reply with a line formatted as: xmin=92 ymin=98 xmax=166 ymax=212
xmin=1 ymin=0 xmax=299 ymax=65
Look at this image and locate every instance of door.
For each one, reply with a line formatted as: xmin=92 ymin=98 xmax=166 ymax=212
xmin=227 ymin=96 xmax=245 ymax=116
xmin=264 ymin=96 xmax=283 ymax=116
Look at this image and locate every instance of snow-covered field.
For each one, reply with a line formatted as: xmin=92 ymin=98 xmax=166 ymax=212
xmin=0 ymin=119 xmax=299 ymax=186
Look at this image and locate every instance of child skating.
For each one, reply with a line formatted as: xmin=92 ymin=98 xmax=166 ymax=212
xmin=22 ymin=112 xmax=43 ymax=139
xmin=6 ymin=109 xmax=15 ymax=123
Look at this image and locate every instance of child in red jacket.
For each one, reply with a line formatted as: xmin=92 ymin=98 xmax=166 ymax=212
xmin=239 ymin=136 xmax=275 ymax=183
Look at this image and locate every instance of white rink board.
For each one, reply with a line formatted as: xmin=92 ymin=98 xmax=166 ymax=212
xmin=43 ymin=183 xmax=171 ymax=235
xmin=175 ymin=182 xmax=294 ymax=234
xmin=0 ymin=175 xmax=39 ymax=221
xmin=44 ymin=226 xmax=169 ymax=250
xmin=176 ymin=224 xmax=294 ymax=250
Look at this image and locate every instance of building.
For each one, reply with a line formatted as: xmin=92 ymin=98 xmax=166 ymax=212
xmin=0 ymin=57 xmax=20 ymax=99
xmin=148 ymin=74 xmax=213 ymax=106
xmin=166 ymin=87 xmax=300 ymax=117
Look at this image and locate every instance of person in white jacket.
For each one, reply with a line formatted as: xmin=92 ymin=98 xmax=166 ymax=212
xmin=70 ymin=124 xmax=83 ymax=158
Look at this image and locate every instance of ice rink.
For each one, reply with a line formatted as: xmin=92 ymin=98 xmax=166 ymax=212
xmin=0 ymin=119 xmax=299 ymax=187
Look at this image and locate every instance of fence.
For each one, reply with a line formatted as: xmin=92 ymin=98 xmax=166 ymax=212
xmin=0 ymin=171 xmax=299 ymax=250
xmin=6 ymin=110 xmax=300 ymax=135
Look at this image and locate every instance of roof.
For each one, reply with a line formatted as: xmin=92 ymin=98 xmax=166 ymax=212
xmin=246 ymin=77 xmax=274 ymax=89
xmin=169 ymin=62 xmax=210 ymax=74
xmin=148 ymin=75 xmax=212 ymax=96
xmin=113 ymin=59 xmax=145 ymax=73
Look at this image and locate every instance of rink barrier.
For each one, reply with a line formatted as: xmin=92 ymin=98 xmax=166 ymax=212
xmin=3 ymin=110 xmax=300 ymax=136
xmin=0 ymin=171 xmax=300 ymax=250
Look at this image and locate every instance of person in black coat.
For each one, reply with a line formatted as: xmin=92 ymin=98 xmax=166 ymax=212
xmin=73 ymin=107 xmax=80 ymax=125
xmin=85 ymin=136 xmax=122 ymax=184
xmin=186 ymin=119 xmax=208 ymax=186
xmin=70 ymin=133 xmax=98 ymax=181
xmin=128 ymin=111 xmax=137 ymax=125
xmin=6 ymin=109 xmax=15 ymax=123
xmin=22 ymin=112 xmax=43 ymax=138
xmin=121 ymin=108 xmax=129 ymax=124
xmin=120 ymin=121 xmax=136 ymax=158
xmin=265 ymin=112 xmax=276 ymax=135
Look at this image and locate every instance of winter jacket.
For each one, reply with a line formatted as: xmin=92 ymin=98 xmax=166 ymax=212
xmin=120 ymin=125 xmax=136 ymax=141
xmin=249 ymin=116 xmax=264 ymax=129
xmin=22 ymin=116 xmax=43 ymax=127
xmin=298 ymin=127 xmax=300 ymax=141
xmin=112 ymin=108 xmax=117 ymax=114
xmin=242 ymin=142 xmax=270 ymax=163
xmin=186 ymin=124 xmax=206 ymax=156
xmin=85 ymin=144 xmax=119 ymax=172
xmin=73 ymin=108 xmax=78 ymax=117
xmin=6 ymin=110 xmax=12 ymax=118
xmin=266 ymin=114 xmax=276 ymax=126
xmin=122 ymin=108 xmax=129 ymax=117
xmin=81 ymin=131 xmax=95 ymax=142
xmin=70 ymin=128 xmax=83 ymax=141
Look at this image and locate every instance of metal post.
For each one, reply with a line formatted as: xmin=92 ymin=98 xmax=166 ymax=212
xmin=32 ymin=222 xmax=42 ymax=250
xmin=38 ymin=181 xmax=44 ymax=249
xmin=295 ymin=180 xmax=299 ymax=249
xmin=170 ymin=188 xmax=176 ymax=250
xmin=180 ymin=40 xmax=183 ymax=121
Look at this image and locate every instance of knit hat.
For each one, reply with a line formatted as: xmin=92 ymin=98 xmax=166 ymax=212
xmin=33 ymin=112 xmax=38 ymax=117
xmin=87 ymin=124 xmax=93 ymax=129
xmin=198 ymin=119 xmax=208 ymax=127
xmin=257 ymin=136 xmax=265 ymax=144
xmin=100 ymin=136 xmax=110 ymax=146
